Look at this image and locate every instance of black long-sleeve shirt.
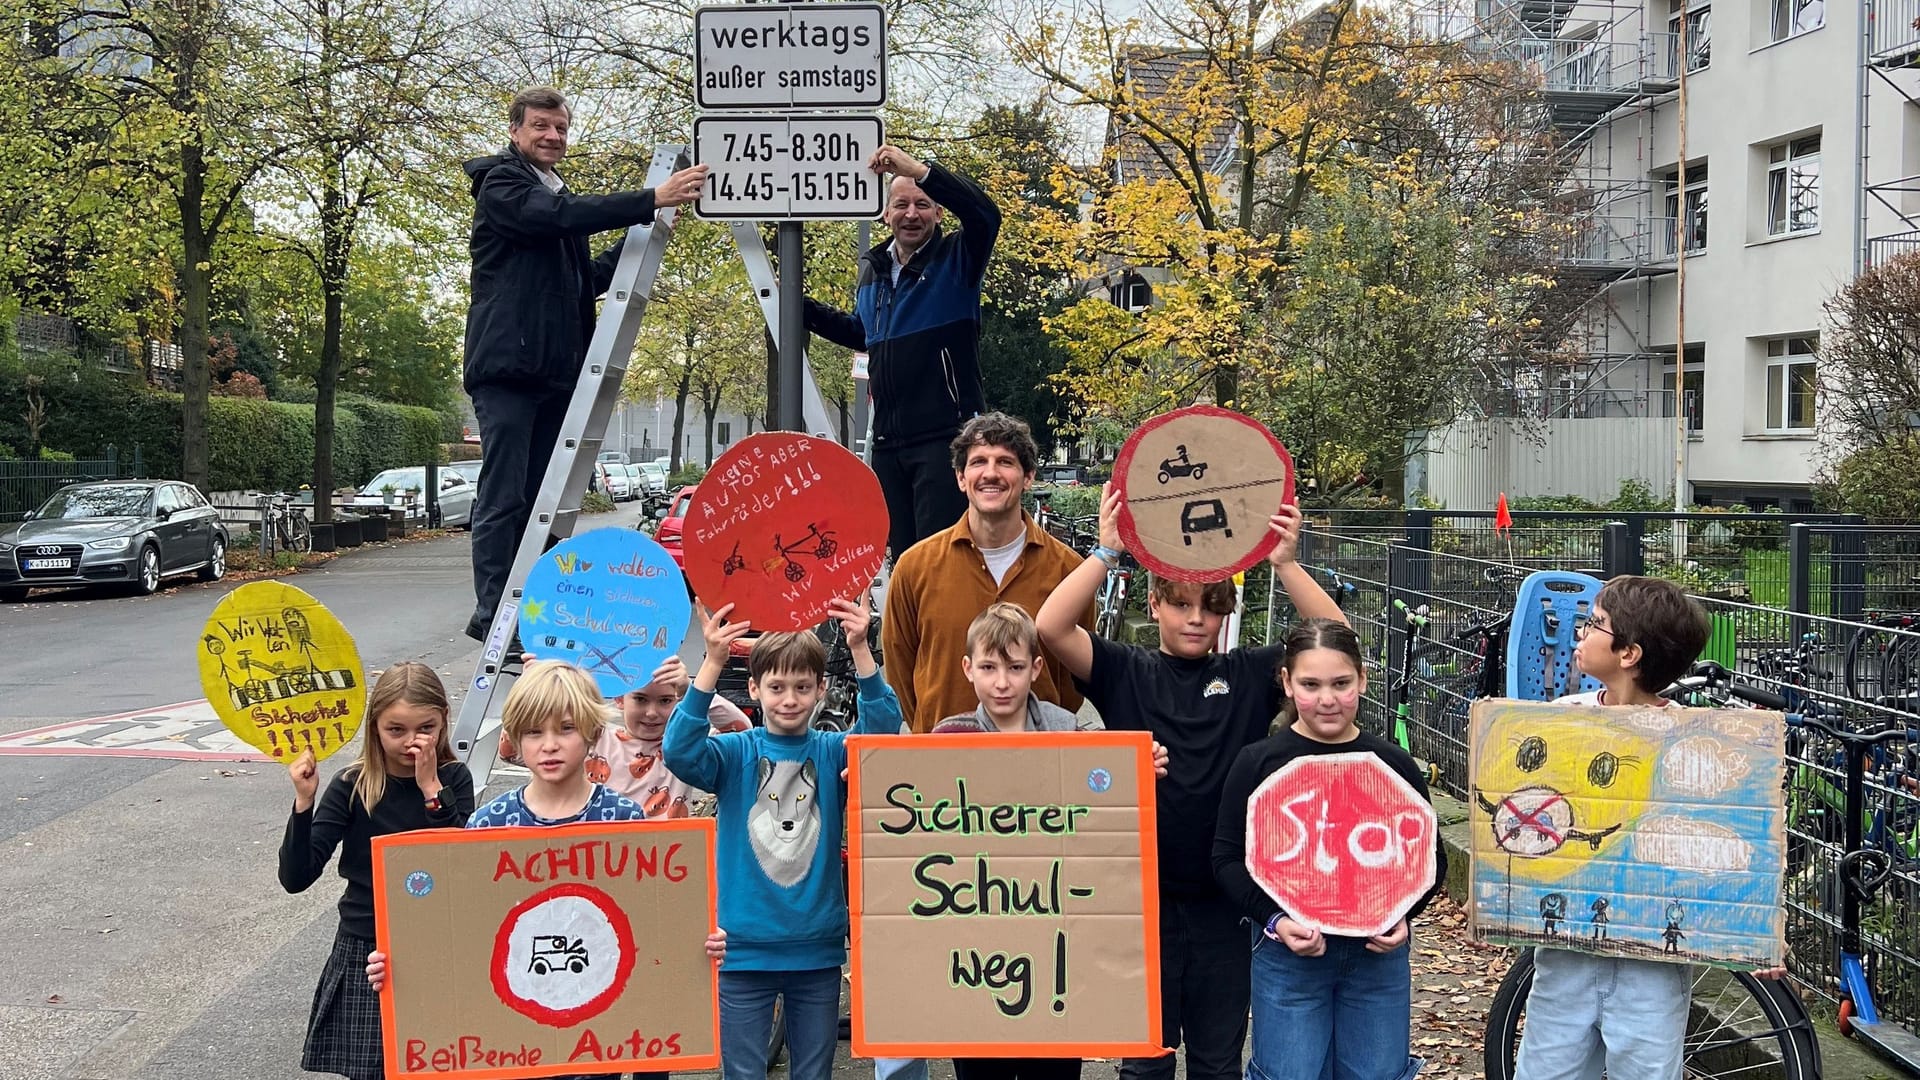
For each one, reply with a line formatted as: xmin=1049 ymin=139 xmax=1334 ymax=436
xmin=279 ymin=763 xmax=475 ymax=939
xmin=1212 ymin=727 xmax=1445 ymax=934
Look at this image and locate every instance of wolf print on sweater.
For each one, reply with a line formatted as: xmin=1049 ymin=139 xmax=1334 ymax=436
xmin=749 ymin=757 xmax=820 ymax=887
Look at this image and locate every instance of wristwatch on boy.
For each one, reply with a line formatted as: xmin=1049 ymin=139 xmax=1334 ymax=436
xmin=1264 ymin=912 xmax=1286 ymax=939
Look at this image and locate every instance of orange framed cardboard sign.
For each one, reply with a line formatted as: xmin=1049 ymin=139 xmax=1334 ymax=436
xmin=371 ymin=820 xmax=720 ymax=1078
xmin=847 ymin=731 xmax=1165 ymax=1059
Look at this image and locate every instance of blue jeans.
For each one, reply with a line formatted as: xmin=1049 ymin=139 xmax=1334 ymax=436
xmin=1247 ymin=930 xmax=1420 ymax=1080
xmin=719 ymin=967 xmax=842 ymax=1080
xmin=1513 ymin=949 xmax=1689 ymax=1080
xmin=876 ymin=1058 xmax=928 ymax=1080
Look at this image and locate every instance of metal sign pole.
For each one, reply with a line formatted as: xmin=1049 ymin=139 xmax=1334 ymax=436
xmin=777 ymin=222 xmax=806 ymax=431
xmin=853 ymin=219 xmax=872 ymax=457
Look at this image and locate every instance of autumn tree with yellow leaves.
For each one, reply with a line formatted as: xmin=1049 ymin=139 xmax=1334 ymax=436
xmin=1010 ymin=0 xmax=1570 ymax=495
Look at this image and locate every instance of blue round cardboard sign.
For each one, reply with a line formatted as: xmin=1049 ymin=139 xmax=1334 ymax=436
xmin=519 ymin=527 xmax=692 ymax=698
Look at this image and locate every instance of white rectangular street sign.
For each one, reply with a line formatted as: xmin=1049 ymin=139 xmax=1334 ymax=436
xmin=693 ymin=114 xmax=886 ymax=220
xmin=695 ymin=3 xmax=886 ymax=111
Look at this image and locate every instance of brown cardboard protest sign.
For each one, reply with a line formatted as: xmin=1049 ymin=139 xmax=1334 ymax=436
xmin=848 ymin=732 xmax=1164 ymax=1058
xmin=372 ymin=821 xmax=719 ymax=1078
xmin=1468 ymin=700 xmax=1787 ymax=969
xmin=1113 ymin=405 xmax=1295 ymax=583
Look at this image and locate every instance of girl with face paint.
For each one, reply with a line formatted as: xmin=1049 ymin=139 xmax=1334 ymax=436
xmin=1210 ymin=618 xmax=1443 ymax=1080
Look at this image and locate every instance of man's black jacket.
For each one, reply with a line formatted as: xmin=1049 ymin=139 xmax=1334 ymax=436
xmin=803 ymin=164 xmax=1001 ymax=448
xmin=462 ymin=145 xmax=658 ymax=392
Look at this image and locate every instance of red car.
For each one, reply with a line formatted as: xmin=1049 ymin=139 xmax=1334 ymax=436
xmin=651 ymin=485 xmax=699 ymax=568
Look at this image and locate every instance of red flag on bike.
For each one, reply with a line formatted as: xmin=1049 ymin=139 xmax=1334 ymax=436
xmin=1494 ymin=492 xmax=1513 ymax=534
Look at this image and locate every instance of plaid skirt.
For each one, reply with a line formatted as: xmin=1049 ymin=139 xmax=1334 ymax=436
xmin=300 ymin=927 xmax=633 ymax=1080
xmin=302 ymin=929 xmax=385 ymax=1080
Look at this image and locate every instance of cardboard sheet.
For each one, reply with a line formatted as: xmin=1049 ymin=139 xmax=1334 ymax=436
xmin=1467 ymin=700 xmax=1787 ymax=968
xmin=1113 ymin=406 xmax=1295 ymax=583
xmin=681 ymin=432 xmax=887 ymax=631
xmin=847 ymin=732 xmax=1164 ymax=1058
xmin=196 ymin=580 xmax=365 ymax=761
xmin=372 ymin=821 xmax=720 ymax=1077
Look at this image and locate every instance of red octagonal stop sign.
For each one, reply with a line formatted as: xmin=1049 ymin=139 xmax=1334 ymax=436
xmin=1246 ymin=752 xmax=1437 ymax=937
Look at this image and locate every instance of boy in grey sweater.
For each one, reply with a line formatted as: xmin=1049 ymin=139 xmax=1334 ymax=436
xmin=932 ymin=603 xmax=1093 ymax=733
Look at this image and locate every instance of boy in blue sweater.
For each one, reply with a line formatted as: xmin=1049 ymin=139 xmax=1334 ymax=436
xmin=665 ymin=595 xmax=904 ymax=1080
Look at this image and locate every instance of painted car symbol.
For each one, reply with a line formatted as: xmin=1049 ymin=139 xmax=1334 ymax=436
xmin=1179 ymin=499 xmax=1233 ymax=545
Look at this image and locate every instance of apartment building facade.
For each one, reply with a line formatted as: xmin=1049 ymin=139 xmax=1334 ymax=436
xmin=1461 ymin=0 xmax=1920 ymax=509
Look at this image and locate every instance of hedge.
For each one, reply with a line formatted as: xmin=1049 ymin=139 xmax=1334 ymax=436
xmin=0 ymin=363 xmax=442 ymax=491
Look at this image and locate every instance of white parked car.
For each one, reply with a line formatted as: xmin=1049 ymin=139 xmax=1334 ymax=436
xmin=623 ymin=463 xmax=651 ymax=501
xmin=354 ymin=467 xmax=475 ymax=528
xmin=597 ymin=464 xmax=633 ymax=501
xmin=635 ymin=461 xmax=668 ymax=498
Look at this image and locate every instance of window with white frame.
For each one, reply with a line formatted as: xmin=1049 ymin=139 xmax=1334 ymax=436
xmin=1766 ymin=135 xmax=1820 ymax=236
xmin=1663 ymin=345 xmax=1705 ymax=430
xmin=1771 ymin=0 xmax=1823 ymax=41
xmin=1669 ymin=0 xmax=1710 ymax=70
xmin=1664 ymin=162 xmax=1708 ymax=254
xmin=1764 ymin=336 xmax=1817 ymax=431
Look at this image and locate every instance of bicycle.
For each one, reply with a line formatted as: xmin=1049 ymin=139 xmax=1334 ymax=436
xmin=1845 ymin=612 xmax=1920 ymax=712
xmin=1483 ymin=664 xmax=1825 ymax=1079
xmin=259 ymin=492 xmax=313 ymax=555
xmin=1095 ymin=550 xmax=1137 ymax=641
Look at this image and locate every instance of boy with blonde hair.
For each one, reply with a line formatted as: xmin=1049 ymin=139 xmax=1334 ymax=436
xmin=468 ymin=661 xmax=651 ymax=826
xmin=932 ymin=602 xmax=1088 ymax=734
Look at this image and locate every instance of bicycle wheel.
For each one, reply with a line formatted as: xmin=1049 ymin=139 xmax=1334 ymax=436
xmin=288 ymin=515 xmax=313 ymax=553
xmin=1845 ymin=614 xmax=1920 ymax=708
xmin=1484 ymin=949 xmax=1820 ymax=1080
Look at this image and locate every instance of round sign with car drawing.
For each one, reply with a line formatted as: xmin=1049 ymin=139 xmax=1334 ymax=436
xmin=1113 ymin=406 xmax=1295 ymax=583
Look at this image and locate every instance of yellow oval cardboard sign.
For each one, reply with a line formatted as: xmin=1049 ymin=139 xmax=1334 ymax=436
xmin=197 ymin=581 xmax=367 ymax=761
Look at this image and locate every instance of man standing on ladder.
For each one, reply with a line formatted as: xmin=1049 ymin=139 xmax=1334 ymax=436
xmin=802 ymin=144 xmax=1001 ymax=561
xmin=461 ymin=87 xmax=708 ymax=644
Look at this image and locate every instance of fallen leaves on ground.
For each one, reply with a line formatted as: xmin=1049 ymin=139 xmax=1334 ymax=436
xmin=1410 ymin=892 xmax=1513 ymax=1079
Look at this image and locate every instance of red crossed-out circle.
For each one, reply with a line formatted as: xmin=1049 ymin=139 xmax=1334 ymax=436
xmin=489 ymin=882 xmax=637 ymax=1027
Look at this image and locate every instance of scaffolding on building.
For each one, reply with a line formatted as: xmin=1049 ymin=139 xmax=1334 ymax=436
xmin=1414 ymin=0 xmax=1687 ymax=420
xmin=1861 ymin=0 xmax=1920 ymax=267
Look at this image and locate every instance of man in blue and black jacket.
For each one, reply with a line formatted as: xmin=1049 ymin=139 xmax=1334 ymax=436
xmin=460 ymin=86 xmax=708 ymax=643
xmin=804 ymin=144 xmax=1001 ymax=561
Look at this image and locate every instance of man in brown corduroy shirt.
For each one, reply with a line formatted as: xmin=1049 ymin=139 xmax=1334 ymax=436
xmin=881 ymin=412 xmax=1096 ymax=732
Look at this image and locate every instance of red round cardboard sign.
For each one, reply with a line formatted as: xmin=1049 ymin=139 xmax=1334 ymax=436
xmin=1245 ymin=752 xmax=1437 ymax=938
xmin=682 ymin=433 xmax=887 ymax=632
xmin=1114 ymin=405 xmax=1294 ymax=583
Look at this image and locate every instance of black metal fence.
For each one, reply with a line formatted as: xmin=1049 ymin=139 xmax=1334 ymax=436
xmin=1268 ymin=508 xmax=1920 ymax=1034
xmin=0 ymin=446 xmax=145 ymax=522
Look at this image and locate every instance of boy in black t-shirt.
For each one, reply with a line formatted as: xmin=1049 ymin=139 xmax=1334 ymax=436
xmin=1035 ymin=484 xmax=1345 ymax=1080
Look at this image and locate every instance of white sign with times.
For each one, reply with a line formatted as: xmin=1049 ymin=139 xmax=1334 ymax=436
xmin=695 ymin=3 xmax=887 ymax=111
xmin=693 ymin=115 xmax=885 ymax=221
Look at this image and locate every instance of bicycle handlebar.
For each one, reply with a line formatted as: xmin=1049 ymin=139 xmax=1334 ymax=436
xmin=1671 ymin=662 xmax=1920 ymax=748
xmin=1390 ymin=597 xmax=1429 ymax=629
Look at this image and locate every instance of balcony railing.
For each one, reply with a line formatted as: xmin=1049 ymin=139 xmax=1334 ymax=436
xmin=1870 ymin=0 xmax=1920 ymax=62
xmin=1556 ymin=213 xmax=1665 ymax=267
